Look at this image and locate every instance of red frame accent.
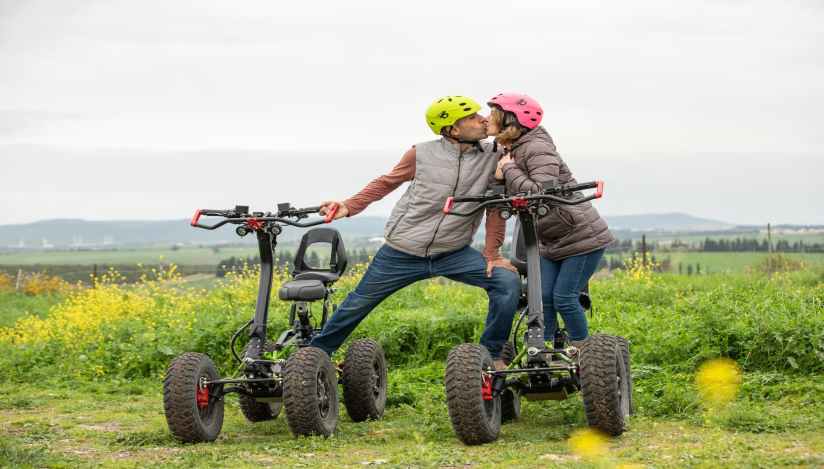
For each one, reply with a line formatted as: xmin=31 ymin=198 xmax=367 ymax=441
xmin=190 ymin=209 xmax=202 ymax=227
xmin=512 ymin=196 xmax=529 ymax=212
xmin=482 ymin=373 xmax=494 ymax=401
xmin=443 ymin=197 xmax=454 ymax=214
xmin=325 ymin=204 xmax=339 ymax=223
xmin=247 ymin=216 xmax=264 ymax=232
xmin=595 ymin=181 xmax=604 ymax=198
xmin=197 ymin=385 xmax=210 ymax=407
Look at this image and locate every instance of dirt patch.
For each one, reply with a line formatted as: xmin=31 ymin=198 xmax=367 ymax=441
xmin=76 ymin=422 xmax=121 ymax=432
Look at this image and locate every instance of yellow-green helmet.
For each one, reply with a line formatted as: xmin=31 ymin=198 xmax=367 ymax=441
xmin=425 ymin=95 xmax=482 ymax=135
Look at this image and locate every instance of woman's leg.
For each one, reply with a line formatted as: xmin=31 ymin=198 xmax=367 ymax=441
xmin=552 ymin=249 xmax=605 ymax=342
xmin=540 ymin=256 xmax=562 ymax=343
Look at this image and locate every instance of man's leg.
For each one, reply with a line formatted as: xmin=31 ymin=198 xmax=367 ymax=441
xmin=310 ymin=245 xmax=430 ymax=356
xmin=540 ymin=256 xmax=562 ymax=342
xmin=552 ymin=249 xmax=605 ymax=342
xmin=434 ymin=246 xmax=521 ymax=360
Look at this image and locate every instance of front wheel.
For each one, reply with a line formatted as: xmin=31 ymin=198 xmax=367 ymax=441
xmin=342 ymin=338 xmax=387 ymax=422
xmin=445 ymin=343 xmax=501 ymax=445
xmin=282 ymin=347 xmax=339 ymax=438
xmin=579 ymin=334 xmax=630 ymax=436
xmin=163 ymin=353 xmax=224 ymax=443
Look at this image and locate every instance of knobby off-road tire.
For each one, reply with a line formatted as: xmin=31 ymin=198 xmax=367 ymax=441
xmin=445 ymin=343 xmax=501 ymax=445
xmin=342 ymin=338 xmax=387 ymax=422
xmin=163 ymin=353 xmax=224 ymax=443
xmin=282 ymin=347 xmax=339 ymax=438
xmin=604 ymin=334 xmax=633 ymax=415
xmin=238 ymin=340 xmax=283 ymax=422
xmin=579 ymin=334 xmax=630 ymax=436
xmin=499 ymin=341 xmax=521 ymax=422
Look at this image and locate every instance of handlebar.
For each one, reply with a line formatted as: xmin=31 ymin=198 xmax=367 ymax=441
xmin=190 ymin=204 xmax=335 ymax=231
xmin=443 ymin=180 xmax=604 ymax=217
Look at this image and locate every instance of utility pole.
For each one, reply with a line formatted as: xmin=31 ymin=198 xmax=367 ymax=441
xmin=15 ymin=269 xmax=22 ymax=293
xmin=642 ymin=235 xmax=647 ymax=266
xmin=93 ymin=263 xmax=98 ymax=289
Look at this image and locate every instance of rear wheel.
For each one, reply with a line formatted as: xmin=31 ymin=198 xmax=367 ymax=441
xmin=445 ymin=343 xmax=501 ymax=445
xmin=282 ymin=347 xmax=338 ymax=438
xmin=342 ymin=338 xmax=387 ymax=422
xmin=604 ymin=334 xmax=633 ymax=414
xmin=579 ymin=334 xmax=630 ymax=436
xmin=238 ymin=341 xmax=283 ymax=422
xmin=163 ymin=353 xmax=224 ymax=443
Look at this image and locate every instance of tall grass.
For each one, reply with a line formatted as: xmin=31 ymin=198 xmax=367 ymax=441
xmin=0 ymin=259 xmax=821 ymax=388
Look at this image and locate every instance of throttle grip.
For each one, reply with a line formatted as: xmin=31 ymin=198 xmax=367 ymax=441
xmin=325 ymin=204 xmax=339 ymax=223
xmin=443 ymin=197 xmax=454 ymax=214
xmin=190 ymin=210 xmax=203 ymax=227
xmin=595 ymin=181 xmax=604 ymax=198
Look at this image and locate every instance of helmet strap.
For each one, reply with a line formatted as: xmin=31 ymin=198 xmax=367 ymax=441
xmin=441 ymin=127 xmax=484 ymax=152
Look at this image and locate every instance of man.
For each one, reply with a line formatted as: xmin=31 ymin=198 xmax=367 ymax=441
xmin=311 ymin=95 xmax=520 ymax=369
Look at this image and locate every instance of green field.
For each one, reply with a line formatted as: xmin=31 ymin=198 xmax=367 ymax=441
xmin=1 ymin=264 xmax=823 ymax=467
xmin=608 ymin=252 xmax=824 ymax=274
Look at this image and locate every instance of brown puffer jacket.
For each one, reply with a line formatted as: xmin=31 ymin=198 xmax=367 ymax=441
xmin=488 ymin=126 xmax=614 ymax=261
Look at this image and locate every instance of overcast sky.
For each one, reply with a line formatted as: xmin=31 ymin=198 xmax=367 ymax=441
xmin=1 ymin=0 xmax=822 ymax=226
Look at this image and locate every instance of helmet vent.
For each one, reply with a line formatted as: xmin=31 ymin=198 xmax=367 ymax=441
xmin=448 ymin=98 xmax=453 ymax=102
xmin=524 ymin=111 xmax=530 ymax=114
xmin=463 ymin=107 xmax=472 ymax=111
xmin=531 ymin=118 xmax=537 ymax=121
xmin=537 ymin=111 xmax=542 ymax=115
xmin=459 ymin=102 xmax=466 ymax=106
xmin=430 ymin=122 xmax=435 ymax=125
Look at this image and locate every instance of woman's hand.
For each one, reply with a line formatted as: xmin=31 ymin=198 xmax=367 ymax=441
xmin=494 ymin=149 xmax=515 ymax=179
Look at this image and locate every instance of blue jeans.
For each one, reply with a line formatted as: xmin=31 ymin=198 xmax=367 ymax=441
xmin=310 ymin=245 xmax=521 ymax=360
xmin=540 ymin=248 xmax=605 ymax=342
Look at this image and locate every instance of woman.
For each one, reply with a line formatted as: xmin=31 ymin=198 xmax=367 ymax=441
xmin=485 ymin=92 xmax=614 ymax=346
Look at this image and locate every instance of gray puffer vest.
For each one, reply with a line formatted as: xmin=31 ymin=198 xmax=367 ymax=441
xmin=489 ymin=126 xmax=614 ymax=261
xmin=385 ymin=138 xmax=500 ymax=257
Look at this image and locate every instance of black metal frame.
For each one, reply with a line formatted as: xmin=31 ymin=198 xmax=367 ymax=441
xmin=189 ymin=204 xmax=343 ymax=402
xmin=444 ymin=180 xmax=604 ymax=399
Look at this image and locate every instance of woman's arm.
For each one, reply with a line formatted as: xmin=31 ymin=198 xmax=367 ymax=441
xmin=501 ymin=144 xmax=562 ymax=195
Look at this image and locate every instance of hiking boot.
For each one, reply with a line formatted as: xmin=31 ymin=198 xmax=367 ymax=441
xmin=493 ymin=360 xmax=507 ymax=371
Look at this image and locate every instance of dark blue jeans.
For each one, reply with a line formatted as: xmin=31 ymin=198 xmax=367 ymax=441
xmin=540 ymin=248 xmax=605 ymax=342
xmin=310 ymin=245 xmax=521 ymax=360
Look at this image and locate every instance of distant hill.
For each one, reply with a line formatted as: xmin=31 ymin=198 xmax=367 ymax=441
xmin=0 ymin=213 xmax=748 ymax=249
xmin=601 ymin=212 xmax=735 ymax=232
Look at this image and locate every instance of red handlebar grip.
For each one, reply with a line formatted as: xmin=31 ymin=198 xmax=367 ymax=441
xmin=190 ymin=209 xmax=202 ymax=227
xmin=444 ymin=197 xmax=454 ymax=214
xmin=325 ymin=204 xmax=339 ymax=223
xmin=595 ymin=181 xmax=604 ymax=198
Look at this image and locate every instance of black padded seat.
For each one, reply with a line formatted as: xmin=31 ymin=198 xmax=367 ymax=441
xmin=278 ymin=280 xmax=327 ymax=301
xmin=293 ymin=272 xmax=340 ymax=283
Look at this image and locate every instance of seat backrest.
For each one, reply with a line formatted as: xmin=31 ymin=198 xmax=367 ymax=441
xmin=291 ymin=227 xmax=348 ymax=278
xmin=509 ymin=219 xmax=528 ymax=276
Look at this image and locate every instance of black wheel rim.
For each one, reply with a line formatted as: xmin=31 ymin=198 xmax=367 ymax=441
xmin=317 ymin=368 xmax=332 ymax=420
xmin=372 ymin=360 xmax=382 ymax=401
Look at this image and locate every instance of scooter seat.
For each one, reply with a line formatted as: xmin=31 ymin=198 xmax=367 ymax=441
xmin=293 ymin=272 xmax=340 ymax=284
xmin=278 ymin=280 xmax=327 ymax=301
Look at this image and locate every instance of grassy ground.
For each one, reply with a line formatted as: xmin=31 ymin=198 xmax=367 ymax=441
xmin=1 ymin=373 xmax=822 ymax=468
xmin=1 ymin=266 xmax=822 ymax=467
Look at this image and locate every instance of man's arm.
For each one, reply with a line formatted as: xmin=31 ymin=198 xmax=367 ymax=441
xmin=319 ymin=147 xmax=416 ymax=218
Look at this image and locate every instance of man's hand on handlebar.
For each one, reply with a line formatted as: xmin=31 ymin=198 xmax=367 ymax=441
xmin=319 ymin=201 xmax=350 ymax=220
xmin=487 ymin=259 xmax=520 ymax=277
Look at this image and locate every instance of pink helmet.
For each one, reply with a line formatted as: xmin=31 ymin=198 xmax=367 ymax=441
xmin=487 ymin=92 xmax=543 ymax=130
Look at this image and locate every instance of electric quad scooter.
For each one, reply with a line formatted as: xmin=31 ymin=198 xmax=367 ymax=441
xmin=163 ymin=204 xmax=387 ymax=443
xmin=442 ymin=181 xmax=631 ymax=445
